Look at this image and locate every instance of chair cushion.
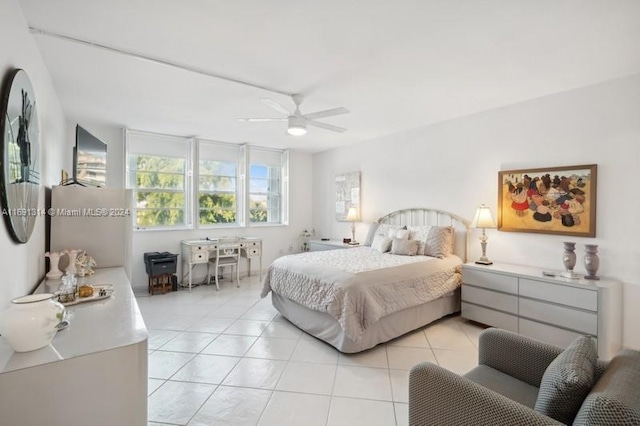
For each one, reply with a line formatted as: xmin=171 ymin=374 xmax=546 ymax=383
xmin=464 ymin=365 xmax=540 ymax=408
xmin=574 ymin=349 xmax=640 ymax=425
xmin=534 ymin=335 xmax=597 ymax=424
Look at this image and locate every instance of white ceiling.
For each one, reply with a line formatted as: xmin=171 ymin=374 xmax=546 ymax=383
xmin=19 ymin=0 xmax=640 ymax=153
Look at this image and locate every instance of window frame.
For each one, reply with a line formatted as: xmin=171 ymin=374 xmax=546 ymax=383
xmin=125 ymin=130 xmax=288 ymax=231
xmin=125 ymin=130 xmax=193 ymax=231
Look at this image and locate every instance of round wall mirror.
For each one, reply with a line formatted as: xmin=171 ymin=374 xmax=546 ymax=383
xmin=0 ymin=69 xmax=40 ymax=243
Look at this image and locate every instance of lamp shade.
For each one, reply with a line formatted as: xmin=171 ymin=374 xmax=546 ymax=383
xmin=346 ymin=207 xmax=359 ymax=221
xmin=471 ymin=204 xmax=496 ymax=229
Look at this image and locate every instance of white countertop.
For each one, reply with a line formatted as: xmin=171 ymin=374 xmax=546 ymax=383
xmin=0 ymin=267 xmax=148 ymax=374
xmin=462 ymin=261 xmax=620 ymax=290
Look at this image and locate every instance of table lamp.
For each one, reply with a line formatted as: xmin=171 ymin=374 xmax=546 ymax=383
xmin=346 ymin=207 xmax=359 ymax=244
xmin=471 ymin=204 xmax=496 ymax=265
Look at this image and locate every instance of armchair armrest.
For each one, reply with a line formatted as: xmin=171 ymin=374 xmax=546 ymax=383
xmin=409 ymin=362 xmax=563 ymax=426
xmin=479 ymin=328 xmax=563 ymax=388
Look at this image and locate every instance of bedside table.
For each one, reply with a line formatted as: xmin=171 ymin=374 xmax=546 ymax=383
xmin=461 ymin=262 xmax=622 ymax=359
xmin=308 ymin=239 xmax=361 ymax=251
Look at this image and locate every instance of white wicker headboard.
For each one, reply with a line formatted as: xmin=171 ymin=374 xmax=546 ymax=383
xmin=377 ymin=208 xmax=470 ymax=262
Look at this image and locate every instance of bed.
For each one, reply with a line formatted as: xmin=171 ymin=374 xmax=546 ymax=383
xmin=260 ymin=208 xmax=470 ymax=353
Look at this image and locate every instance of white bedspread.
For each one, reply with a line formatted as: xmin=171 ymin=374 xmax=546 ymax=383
xmin=261 ymin=247 xmax=461 ymax=342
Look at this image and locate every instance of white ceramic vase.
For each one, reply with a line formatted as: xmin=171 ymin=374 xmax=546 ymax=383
xmin=0 ymin=293 xmax=66 ymax=352
xmin=45 ymin=251 xmax=63 ymax=279
xmin=65 ymin=249 xmax=79 ymax=275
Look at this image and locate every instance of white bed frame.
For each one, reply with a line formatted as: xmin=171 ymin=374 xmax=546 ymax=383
xmin=377 ymin=207 xmax=470 ymax=262
xmin=272 ymin=208 xmax=470 ymax=353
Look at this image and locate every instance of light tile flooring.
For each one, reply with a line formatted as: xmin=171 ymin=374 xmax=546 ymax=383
xmin=138 ymin=275 xmax=486 ymax=426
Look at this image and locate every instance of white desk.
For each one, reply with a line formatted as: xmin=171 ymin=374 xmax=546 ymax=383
xmin=0 ymin=267 xmax=148 ymax=426
xmin=181 ymin=237 xmax=263 ymax=290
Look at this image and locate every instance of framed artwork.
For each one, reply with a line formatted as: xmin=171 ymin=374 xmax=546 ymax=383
xmin=335 ymin=171 xmax=360 ymax=221
xmin=498 ymin=164 xmax=597 ymax=237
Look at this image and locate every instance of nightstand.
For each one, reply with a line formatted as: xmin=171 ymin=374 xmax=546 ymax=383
xmin=461 ymin=262 xmax=622 ymax=359
xmin=308 ymin=239 xmax=361 ymax=251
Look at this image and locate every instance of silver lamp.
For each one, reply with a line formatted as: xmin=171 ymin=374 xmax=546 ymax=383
xmin=346 ymin=207 xmax=359 ymax=244
xmin=471 ymin=204 xmax=496 ymax=265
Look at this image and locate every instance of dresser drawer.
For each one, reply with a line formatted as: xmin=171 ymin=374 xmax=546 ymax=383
xmin=241 ymin=241 xmax=261 ymax=248
xmin=519 ymin=279 xmax=597 ymax=311
xmin=246 ymin=247 xmax=260 ymax=257
xmin=462 ymin=268 xmax=518 ymax=294
xmin=191 ymin=252 xmax=209 ymax=263
xmin=519 ymin=298 xmax=597 ymax=335
xmin=462 ymin=302 xmax=518 ymax=332
xmin=462 ymin=285 xmax=518 ymax=314
xmin=519 ymin=318 xmax=595 ymax=349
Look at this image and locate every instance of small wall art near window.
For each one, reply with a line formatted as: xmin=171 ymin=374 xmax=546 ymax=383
xmin=498 ymin=164 xmax=597 ymax=237
xmin=0 ymin=69 xmax=40 ymax=243
xmin=335 ymin=171 xmax=360 ymax=221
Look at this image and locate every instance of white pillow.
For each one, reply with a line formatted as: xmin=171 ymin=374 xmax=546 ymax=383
xmin=388 ymin=228 xmax=409 ymax=240
xmin=391 ymin=238 xmax=419 ymax=256
xmin=407 ymin=225 xmax=454 ymax=258
xmin=371 ymin=235 xmax=392 ymax=253
xmin=363 ymin=223 xmax=380 ymax=246
xmin=424 ymin=226 xmax=453 ymax=258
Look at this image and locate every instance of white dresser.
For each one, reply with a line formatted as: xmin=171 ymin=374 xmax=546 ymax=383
xmin=461 ymin=262 xmax=622 ymax=359
xmin=0 ymin=267 xmax=148 ymax=425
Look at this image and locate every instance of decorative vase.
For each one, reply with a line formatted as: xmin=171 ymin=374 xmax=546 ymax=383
xmin=561 ymin=241 xmax=579 ymax=279
xmin=45 ymin=251 xmax=63 ymax=279
xmin=0 ymin=293 xmax=66 ymax=352
xmin=584 ymin=244 xmax=600 ymax=280
xmin=65 ymin=249 xmax=79 ymax=275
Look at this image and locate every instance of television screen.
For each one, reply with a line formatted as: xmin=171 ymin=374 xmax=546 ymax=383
xmin=74 ymin=125 xmax=107 ymax=187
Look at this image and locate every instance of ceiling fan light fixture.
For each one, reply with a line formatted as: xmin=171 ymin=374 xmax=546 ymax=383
xmin=287 ymin=116 xmax=307 ymax=136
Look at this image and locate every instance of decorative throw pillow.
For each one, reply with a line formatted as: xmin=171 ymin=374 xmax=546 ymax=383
xmin=363 ymin=223 xmax=380 ymax=246
xmin=423 ymin=226 xmax=453 ymax=259
xmin=376 ymin=224 xmax=403 ymax=239
xmin=391 ymin=238 xmax=418 ymax=256
xmin=371 ymin=235 xmax=392 ymax=253
xmin=534 ymin=335 xmax=597 ymax=424
xmin=388 ymin=228 xmax=410 ymax=240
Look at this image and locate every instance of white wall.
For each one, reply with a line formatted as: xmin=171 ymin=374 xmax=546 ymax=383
xmin=0 ymin=0 xmax=67 ymax=309
xmin=313 ymin=74 xmax=640 ymax=349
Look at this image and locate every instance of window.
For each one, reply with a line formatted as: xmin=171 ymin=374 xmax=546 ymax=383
xmin=249 ymin=147 xmax=288 ymax=225
xmin=125 ymin=131 xmax=191 ymax=229
xmin=198 ymin=141 xmax=244 ymax=227
xmin=125 ymin=130 xmax=288 ymax=229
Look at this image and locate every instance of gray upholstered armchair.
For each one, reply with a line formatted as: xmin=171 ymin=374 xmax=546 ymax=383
xmin=409 ymin=328 xmax=640 ymax=425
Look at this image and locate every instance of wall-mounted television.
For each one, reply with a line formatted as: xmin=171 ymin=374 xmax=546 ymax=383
xmin=73 ymin=125 xmax=107 ymax=187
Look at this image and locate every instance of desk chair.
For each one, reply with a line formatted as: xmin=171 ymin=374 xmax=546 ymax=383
xmin=208 ymin=237 xmax=240 ymax=290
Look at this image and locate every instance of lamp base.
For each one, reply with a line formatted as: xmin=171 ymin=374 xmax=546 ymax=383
xmin=475 ymin=260 xmax=493 ymax=265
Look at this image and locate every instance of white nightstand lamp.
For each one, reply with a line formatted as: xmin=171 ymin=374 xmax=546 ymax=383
xmin=471 ymin=204 xmax=496 ymax=265
xmin=346 ymin=207 xmax=359 ymax=244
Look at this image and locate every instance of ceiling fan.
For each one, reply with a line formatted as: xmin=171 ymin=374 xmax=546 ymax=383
xmin=238 ymin=94 xmax=349 ymax=136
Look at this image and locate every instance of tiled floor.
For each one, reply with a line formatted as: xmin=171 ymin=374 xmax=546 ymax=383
xmin=138 ymin=275 xmax=486 ymax=426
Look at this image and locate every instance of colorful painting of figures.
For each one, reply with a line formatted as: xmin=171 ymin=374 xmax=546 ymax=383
xmin=498 ymin=164 xmax=597 ymax=237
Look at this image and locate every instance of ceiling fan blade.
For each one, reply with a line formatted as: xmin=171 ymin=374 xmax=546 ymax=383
xmin=307 ymin=120 xmax=348 ymax=133
xmin=303 ymin=107 xmax=349 ymax=120
xmin=261 ymin=98 xmax=290 ymax=116
xmin=237 ymin=118 xmax=288 ymax=122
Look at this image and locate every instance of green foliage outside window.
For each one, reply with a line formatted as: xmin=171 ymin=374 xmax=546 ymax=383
xmin=133 ymin=155 xmax=185 ymax=227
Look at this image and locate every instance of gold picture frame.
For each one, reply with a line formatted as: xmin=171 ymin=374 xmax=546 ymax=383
xmin=498 ymin=164 xmax=597 ymax=237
